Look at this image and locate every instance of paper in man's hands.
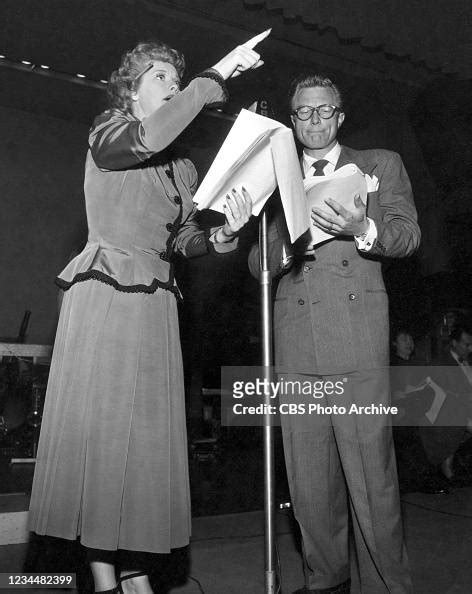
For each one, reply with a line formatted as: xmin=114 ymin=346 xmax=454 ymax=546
xmin=422 ymin=377 xmax=447 ymax=425
xmin=305 ymin=164 xmax=368 ymax=247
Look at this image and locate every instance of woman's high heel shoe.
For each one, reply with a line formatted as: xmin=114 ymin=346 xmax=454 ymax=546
xmin=119 ymin=572 xmax=150 ymax=592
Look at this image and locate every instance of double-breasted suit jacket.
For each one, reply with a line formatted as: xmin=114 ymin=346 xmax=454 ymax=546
xmin=250 ymin=145 xmax=421 ymax=376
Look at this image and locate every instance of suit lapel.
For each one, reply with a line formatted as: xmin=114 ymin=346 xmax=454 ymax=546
xmin=336 ymin=145 xmax=378 ymax=177
xmin=335 ymin=146 xmax=353 ymax=170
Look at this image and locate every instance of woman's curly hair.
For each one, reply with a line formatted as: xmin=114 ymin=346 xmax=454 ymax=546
xmin=107 ymin=41 xmax=185 ymax=113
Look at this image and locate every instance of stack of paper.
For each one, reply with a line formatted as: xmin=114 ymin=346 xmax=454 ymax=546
xmin=305 ymin=164 xmax=368 ymax=246
xmin=193 ymin=109 xmax=308 ymax=242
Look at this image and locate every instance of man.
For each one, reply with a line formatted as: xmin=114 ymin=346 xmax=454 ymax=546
xmin=420 ymin=323 xmax=472 ymax=482
xmin=390 ymin=329 xmax=449 ymax=495
xmin=249 ymin=74 xmax=420 ymax=593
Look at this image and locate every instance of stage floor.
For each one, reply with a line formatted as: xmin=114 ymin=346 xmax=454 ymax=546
xmin=0 ymin=488 xmax=472 ymax=593
xmin=1 ymin=425 xmax=471 ymax=593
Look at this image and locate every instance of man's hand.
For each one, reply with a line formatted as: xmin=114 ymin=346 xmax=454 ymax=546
xmin=311 ymin=194 xmax=368 ymax=237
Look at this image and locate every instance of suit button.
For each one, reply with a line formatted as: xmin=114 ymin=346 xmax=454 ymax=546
xmin=174 ymin=196 xmax=182 ymax=205
xmin=298 ymin=299 xmax=305 ymax=305
xmin=348 ymin=293 xmax=356 ymax=301
xmin=303 ymin=265 xmax=312 ymax=272
xmin=342 ymin=259 xmax=349 ymax=267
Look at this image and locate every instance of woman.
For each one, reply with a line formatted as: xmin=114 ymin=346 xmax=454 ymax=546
xmin=29 ymin=32 xmax=269 ymax=594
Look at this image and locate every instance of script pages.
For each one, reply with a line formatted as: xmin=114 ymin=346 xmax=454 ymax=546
xmin=304 ymin=164 xmax=368 ymax=247
xmin=192 ymin=109 xmax=308 ymax=243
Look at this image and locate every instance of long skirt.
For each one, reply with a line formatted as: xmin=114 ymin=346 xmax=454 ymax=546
xmin=28 ymin=280 xmax=191 ymax=553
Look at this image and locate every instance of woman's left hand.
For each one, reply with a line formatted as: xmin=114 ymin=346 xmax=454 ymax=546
xmin=218 ymin=187 xmax=253 ymax=242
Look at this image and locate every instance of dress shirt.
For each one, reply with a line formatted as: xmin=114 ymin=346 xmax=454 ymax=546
xmin=302 ymin=143 xmax=341 ymax=178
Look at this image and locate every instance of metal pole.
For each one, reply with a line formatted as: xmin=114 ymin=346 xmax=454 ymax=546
xmin=260 ymin=210 xmax=277 ymax=593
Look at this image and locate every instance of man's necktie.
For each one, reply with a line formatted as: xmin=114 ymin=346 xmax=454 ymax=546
xmin=311 ymin=159 xmax=329 ymax=176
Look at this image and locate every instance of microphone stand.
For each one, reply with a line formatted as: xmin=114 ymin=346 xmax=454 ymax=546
xmin=259 ymin=209 xmax=277 ymax=593
xmin=201 ymin=102 xmax=278 ymax=592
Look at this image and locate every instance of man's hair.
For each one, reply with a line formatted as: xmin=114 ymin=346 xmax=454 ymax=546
xmin=450 ymin=323 xmax=472 ymax=342
xmin=392 ymin=328 xmax=413 ymax=343
xmin=288 ymin=73 xmax=343 ymax=111
xmin=107 ymin=40 xmax=185 ymax=113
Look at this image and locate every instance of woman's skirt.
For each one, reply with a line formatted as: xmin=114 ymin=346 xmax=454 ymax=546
xmin=28 ymin=280 xmax=191 ymax=553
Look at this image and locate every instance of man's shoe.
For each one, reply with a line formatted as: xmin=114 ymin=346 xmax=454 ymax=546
xmin=418 ymin=479 xmax=449 ymax=494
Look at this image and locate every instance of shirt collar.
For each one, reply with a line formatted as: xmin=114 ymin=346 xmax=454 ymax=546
xmin=302 ymin=142 xmax=341 ymax=169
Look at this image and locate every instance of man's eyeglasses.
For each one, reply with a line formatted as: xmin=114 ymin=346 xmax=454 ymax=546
xmin=291 ymin=104 xmax=341 ymax=121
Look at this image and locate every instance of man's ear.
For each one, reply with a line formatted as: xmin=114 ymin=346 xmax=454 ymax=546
xmin=290 ymin=114 xmax=296 ymax=127
xmin=337 ymin=112 xmax=345 ymax=128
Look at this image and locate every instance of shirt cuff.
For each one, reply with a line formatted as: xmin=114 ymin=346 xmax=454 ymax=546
xmin=354 ymin=218 xmax=377 ymax=252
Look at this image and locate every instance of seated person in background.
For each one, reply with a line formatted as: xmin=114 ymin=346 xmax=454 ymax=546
xmin=390 ymin=328 xmax=449 ymax=494
xmin=420 ymin=323 xmax=472 ymax=483
xmin=391 ymin=329 xmax=415 ymax=366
